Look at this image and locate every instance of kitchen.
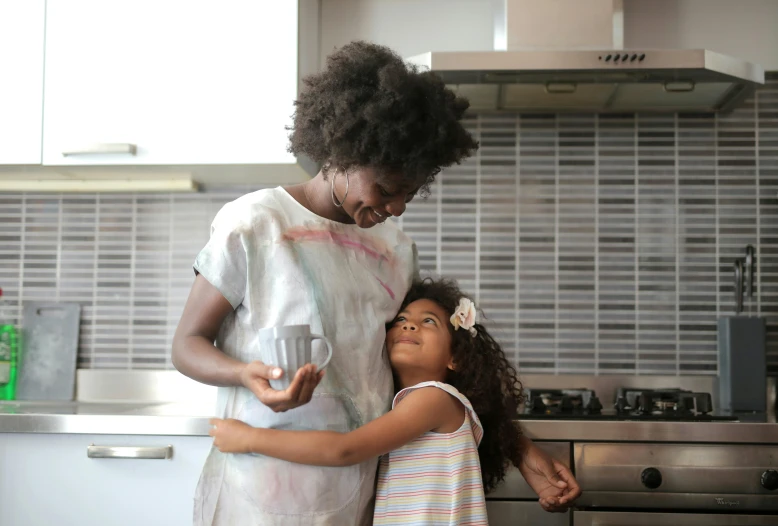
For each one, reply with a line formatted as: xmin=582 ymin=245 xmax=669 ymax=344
xmin=0 ymin=0 xmax=777 ymax=524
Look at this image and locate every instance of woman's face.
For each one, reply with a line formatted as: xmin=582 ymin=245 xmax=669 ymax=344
xmin=330 ymin=166 xmax=420 ymax=229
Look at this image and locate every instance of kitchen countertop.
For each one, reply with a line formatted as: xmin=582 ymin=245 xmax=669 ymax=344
xmin=0 ymin=401 xmax=214 ymax=436
xmin=1 ymin=401 xmax=777 ymax=443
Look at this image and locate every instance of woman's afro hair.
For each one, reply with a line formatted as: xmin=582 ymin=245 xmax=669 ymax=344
xmin=288 ymin=41 xmax=478 ymax=194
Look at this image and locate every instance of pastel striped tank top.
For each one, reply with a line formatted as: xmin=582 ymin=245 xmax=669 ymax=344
xmin=373 ymin=381 xmax=488 ymax=526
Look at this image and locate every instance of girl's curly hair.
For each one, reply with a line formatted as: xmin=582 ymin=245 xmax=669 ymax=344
xmin=288 ymin=41 xmax=478 ymax=195
xmin=396 ymin=278 xmax=525 ymax=493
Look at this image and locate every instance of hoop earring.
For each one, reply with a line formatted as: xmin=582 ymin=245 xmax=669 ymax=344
xmin=331 ymin=170 xmax=349 ymax=207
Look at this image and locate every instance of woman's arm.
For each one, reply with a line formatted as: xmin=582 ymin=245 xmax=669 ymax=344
xmin=172 ymin=274 xmax=322 ymax=412
xmin=172 ymin=274 xmax=245 ymax=385
xmin=210 ymin=386 xmax=462 ymax=466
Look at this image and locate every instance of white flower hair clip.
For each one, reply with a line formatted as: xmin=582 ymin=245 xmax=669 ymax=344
xmin=450 ymin=298 xmax=477 ymax=337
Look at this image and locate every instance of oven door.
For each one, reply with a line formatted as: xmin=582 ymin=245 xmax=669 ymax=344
xmin=486 ymin=501 xmax=569 ymax=526
xmin=574 ymin=511 xmax=778 ymax=526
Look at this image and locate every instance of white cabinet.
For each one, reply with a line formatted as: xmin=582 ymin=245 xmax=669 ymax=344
xmin=0 ymin=433 xmax=212 ymax=526
xmin=0 ymin=0 xmax=45 ymax=164
xmin=42 ymin=0 xmax=299 ymax=166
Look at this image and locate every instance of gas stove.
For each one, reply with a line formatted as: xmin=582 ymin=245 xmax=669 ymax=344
xmin=520 ymin=387 xmax=738 ymax=421
xmin=487 ymin=376 xmax=778 ymax=525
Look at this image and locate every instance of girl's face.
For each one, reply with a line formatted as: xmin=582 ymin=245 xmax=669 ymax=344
xmin=386 ymin=299 xmax=454 ymax=376
xmin=331 ymin=166 xmax=419 ymax=229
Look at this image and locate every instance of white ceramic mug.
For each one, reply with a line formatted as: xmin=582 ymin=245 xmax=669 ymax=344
xmin=257 ymin=325 xmax=333 ymax=390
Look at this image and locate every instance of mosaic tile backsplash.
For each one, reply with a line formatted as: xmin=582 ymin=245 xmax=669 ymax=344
xmin=1 ymin=77 xmax=776 ymax=375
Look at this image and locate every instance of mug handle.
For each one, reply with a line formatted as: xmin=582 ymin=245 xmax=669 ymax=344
xmin=310 ymin=334 xmax=333 ymax=372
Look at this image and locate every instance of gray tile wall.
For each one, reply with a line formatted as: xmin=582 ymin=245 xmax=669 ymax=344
xmin=0 ymin=76 xmax=776 ymax=375
xmin=399 ymin=76 xmax=778 ymax=375
xmin=0 ymin=191 xmax=246 ymax=368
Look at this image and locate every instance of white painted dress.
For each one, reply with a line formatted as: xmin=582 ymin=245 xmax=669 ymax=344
xmin=192 ymin=187 xmax=417 ymax=525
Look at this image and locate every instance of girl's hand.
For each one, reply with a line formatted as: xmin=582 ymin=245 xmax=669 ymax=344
xmin=209 ymin=418 xmax=256 ymax=453
xmin=239 ymin=361 xmax=324 ymax=413
xmin=517 ymin=438 xmax=581 ymax=512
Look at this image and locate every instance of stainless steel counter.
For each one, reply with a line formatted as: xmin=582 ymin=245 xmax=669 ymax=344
xmin=1 ymin=371 xmax=774 ymax=442
xmin=519 ymin=418 xmax=778 ymax=444
xmin=1 ymin=401 xmax=777 ymax=443
xmin=0 ymin=401 xmax=213 ymax=436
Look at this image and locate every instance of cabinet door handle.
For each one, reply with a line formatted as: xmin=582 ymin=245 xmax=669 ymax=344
xmin=87 ymin=444 xmax=173 ymax=459
xmin=62 ymin=143 xmax=138 ymax=156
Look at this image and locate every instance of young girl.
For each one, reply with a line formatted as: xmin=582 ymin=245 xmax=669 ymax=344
xmin=210 ymin=278 xmax=534 ymax=525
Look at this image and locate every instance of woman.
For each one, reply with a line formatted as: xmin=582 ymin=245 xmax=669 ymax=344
xmin=173 ymin=41 xmax=580 ymax=525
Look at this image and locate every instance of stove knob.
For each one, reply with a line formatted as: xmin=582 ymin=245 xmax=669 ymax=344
xmin=639 ymin=393 xmax=653 ymax=414
xmin=678 ymin=394 xmax=695 ymax=413
xmin=695 ymin=393 xmax=712 ymax=414
xmin=531 ymin=397 xmax=547 ymax=414
xmin=762 ymin=470 xmax=778 ymax=491
xmin=587 ymin=396 xmax=603 ymax=414
xmin=641 ymin=467 xmax=662 ymax=489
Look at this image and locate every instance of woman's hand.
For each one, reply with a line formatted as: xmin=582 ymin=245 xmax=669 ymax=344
xmin=209 ymin=418 xmax=256 ymax=453
xmin=517 ymin=437 xmax=582 ymax=512
xmin=239 ymin=361 xmax=325 ymax=413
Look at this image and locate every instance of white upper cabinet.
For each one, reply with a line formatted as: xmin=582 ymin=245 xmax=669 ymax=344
xmin=0 ymin=0 xmax=45 ymax=164
xmin=42 ymin=0 xmax=301 ymax=167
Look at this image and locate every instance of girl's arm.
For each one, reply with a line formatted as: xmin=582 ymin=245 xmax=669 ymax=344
xmin=210 ymin=386 xmax=463 ymax=467
xmin=515 ymin=434 xmax=582 ymax=511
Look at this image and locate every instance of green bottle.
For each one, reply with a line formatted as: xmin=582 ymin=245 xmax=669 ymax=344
xmin=0 ymin=288 xmax=19 ymax=401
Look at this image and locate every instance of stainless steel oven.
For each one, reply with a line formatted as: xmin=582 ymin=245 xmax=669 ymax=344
xmin=495 ymin=376 xmax=778 ymax=525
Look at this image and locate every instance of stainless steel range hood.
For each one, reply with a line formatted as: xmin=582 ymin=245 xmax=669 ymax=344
xmin=406 ymin=0 xmax=764 ymax=114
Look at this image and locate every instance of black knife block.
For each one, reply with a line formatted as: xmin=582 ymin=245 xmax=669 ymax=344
xmin=717 ymin=316 xmax=767 ymax=413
